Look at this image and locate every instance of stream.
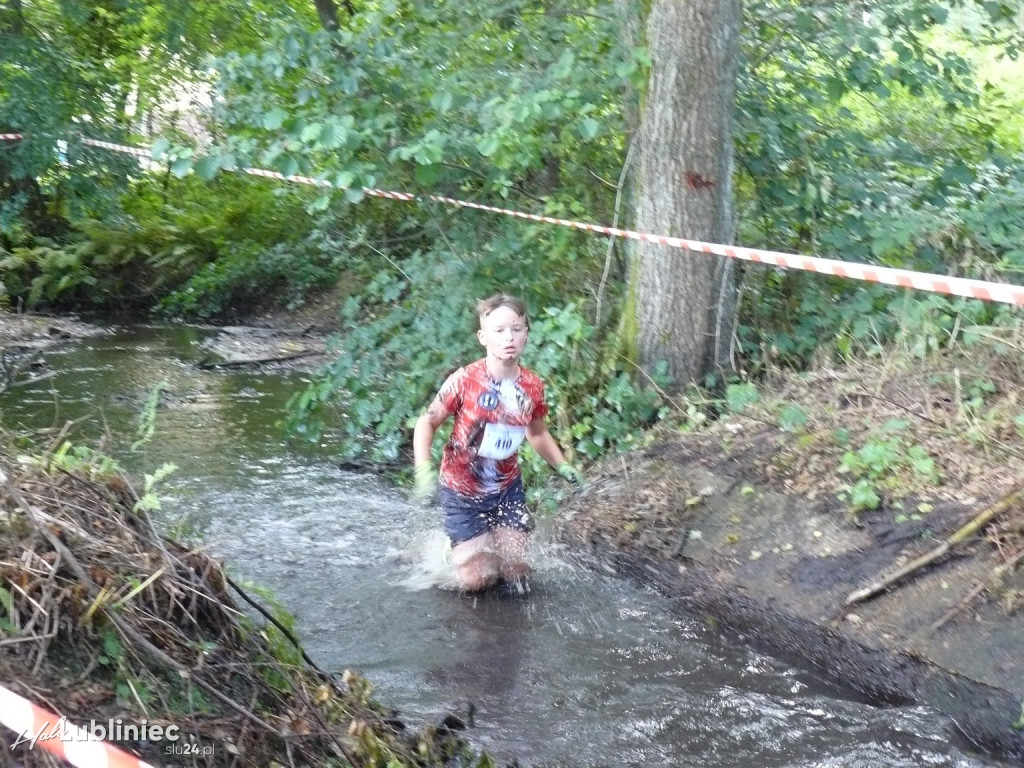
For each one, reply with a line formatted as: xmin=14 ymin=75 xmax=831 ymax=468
xmin=0 ymin=325 xmax=1008 ymax=768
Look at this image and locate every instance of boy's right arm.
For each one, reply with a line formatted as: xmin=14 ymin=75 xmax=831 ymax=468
xmin=412 ymin=399 xmax=449 ymax=502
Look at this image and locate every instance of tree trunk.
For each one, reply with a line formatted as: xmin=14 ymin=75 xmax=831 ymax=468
xmin=313 ymin=0 xmax=340 ymax=31
xmin=1 ymin=0 xmax=23 ymax=35
xmin=629 ymin=0 xmax=742 ymax=390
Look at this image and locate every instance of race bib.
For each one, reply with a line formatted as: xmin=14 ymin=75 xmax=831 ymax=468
xmin=477 ymin=423 xmax=526 ymax=460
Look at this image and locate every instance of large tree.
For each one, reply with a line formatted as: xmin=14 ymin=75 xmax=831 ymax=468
xmin=628 ymin=0 xmax=743 ymax=390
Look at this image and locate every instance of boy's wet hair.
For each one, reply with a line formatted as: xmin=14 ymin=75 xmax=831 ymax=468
xmin=476 ymin=293 xmax=529 ymax=328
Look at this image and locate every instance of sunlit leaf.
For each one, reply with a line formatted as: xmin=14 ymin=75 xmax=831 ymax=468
xmin=195 ymin=154 xmax=221 ymax=181
xmin=262 ymin=108 xmax=288 ymax=131
xmin=170 ymin=157 xmax=193 ymax=178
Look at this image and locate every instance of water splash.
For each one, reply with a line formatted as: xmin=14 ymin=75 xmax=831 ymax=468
xmin=398 ymin=529 xmax=461 ymax=591
xmin=396 ymin=518 xmax=579 ymax=594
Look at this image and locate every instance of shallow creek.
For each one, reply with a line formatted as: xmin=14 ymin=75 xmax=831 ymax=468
xmin=0 ymin=326 xmax=1007 ymax=767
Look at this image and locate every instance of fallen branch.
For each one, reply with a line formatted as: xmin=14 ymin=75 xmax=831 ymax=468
xmin=199 ymin=350 xmax=322 ymax=369
xmin=931 ymin=545 xmax=1024 ymax=632
xmin=225 ymin=574 xmax=330 ymax=681
xmin=844 ymin=486 xmax=1024 ymax=607
xmin=0 ymin=347 xmax=44 ymax=392
xmin=3 ymin=370 xmax=57 ymax=391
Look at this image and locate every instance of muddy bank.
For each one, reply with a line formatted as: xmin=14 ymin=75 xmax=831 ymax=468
xmin=0 ymin=307 xmax=333 ymax=382
xmin=556 ymin=363 xmax=1024 ymax=763
xmin=191 ymin=282 xmax=342 ymax=373
xmin=0 ymin=309 xmax=107 ymax=391
xmin=196 ymin=325 xmax=328 ymax=372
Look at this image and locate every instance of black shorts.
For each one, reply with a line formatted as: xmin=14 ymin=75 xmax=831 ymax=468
xmin=438 ymin=476 xmax=533 ymax=544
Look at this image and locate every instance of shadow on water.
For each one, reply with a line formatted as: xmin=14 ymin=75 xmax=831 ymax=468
xmin=0 ymin=326 xmax=1010 ymax=768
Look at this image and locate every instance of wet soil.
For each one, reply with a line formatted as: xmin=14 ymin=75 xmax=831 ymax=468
xmin=196 ymin=325 xmax=329 ymax=372
xmin=193 ymin=284 xmax=344 ymax=372
xmin=557 ymin=357 xmax=1024 ymax=763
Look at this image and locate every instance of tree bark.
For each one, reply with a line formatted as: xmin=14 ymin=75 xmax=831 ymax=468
xmin=313 ymin=0 xmax=340 ymax=32
xmin=629 ymin=0 xmax=742 ymax=389
xmin=2 ymin=0 xmax=24 ymax=35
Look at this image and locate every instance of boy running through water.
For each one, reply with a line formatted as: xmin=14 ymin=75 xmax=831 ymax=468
xmin=412 ymin=294 xmax=582 ymax=592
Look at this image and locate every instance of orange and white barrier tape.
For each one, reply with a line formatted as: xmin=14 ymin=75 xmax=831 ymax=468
xmin=416 ymin=193 xmax=1024 ymax=305
xmin=4 ymin=132 xmax=1024 ymax=307
xmin=0 ymin=684 xmax=158 ymax=768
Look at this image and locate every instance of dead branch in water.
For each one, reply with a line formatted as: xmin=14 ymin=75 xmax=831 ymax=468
xmin=199 ymin=351 xmax=322 ymax=369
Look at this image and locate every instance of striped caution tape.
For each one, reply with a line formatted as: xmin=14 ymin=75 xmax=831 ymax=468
xmin=0 ymin=684 xmax=159 ymax=768
xmin=418 ymin=193 xmax=1024 ymax=305
xmin=4 ymin=132 xmax=1024 ymax=307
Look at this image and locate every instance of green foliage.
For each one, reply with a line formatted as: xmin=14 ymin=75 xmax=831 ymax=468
xmin=525 ymin=305 xmax=669 ymax=463
xmin=734 ymin=2 xmax=1024 ymax=372
xmin=157 ymin=224 xmax=346 ymax=320
xmin=777 ymin=402 xmax=809 ymax=431
xmin=1 ymin=172 xmax=327 ymax=316
xmin=0 ymin=586 xmax=16 ymax=633
xmin=41 ymin=440 xmax=121 ymax=480
xmin=0 ymin=240 xmax=98 ymax=308
xmin=725 ymin=382 xmax=760 ymax=413
xmin=131 ymin=379 xmax=169 ymax=452
xmin=201 ymin=1 xmax=638 ymax=216
xmin=231 ymin=578 xmax=304 ymax=693
xmin=837 ymin=421 xmax=940 ymax=513
xmin=0 ymin=0 xmax=313 ymax=242
xmin=98 ymin=624 xmax=124 ymax=667
xmin=133 ymin=462 xmax=179 ymax=513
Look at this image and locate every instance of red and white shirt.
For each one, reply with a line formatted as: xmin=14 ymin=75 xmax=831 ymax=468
xmin=434 ymin=359 xmax=549 ymax=496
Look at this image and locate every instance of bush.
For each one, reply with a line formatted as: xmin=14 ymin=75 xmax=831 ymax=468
xmin=0 ymin=173 xmax=322 ymax=315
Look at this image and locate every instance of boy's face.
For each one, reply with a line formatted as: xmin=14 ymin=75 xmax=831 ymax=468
xmin=477 ymin=305 xmax=528 ymax=364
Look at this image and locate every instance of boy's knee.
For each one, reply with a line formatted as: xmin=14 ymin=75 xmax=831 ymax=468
xmin=460 ymin=571 xmax=499 ymax=592
xmin=499 ymin=559 xmax=529 ymax=582
xmin=458 ymin=553 xmax=500 ymax=592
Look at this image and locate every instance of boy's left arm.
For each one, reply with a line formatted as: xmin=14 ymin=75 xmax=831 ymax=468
xmin=526 ymin=417 xmax=565 ymax=468
xmin=526 ymin=417 xmax=582 ymax=490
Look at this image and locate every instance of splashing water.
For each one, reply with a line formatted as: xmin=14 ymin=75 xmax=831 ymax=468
xmin=397 ymin=520 xmax=579 ymax=594
xmin=399 ymin=529 xmax=461 ymax=592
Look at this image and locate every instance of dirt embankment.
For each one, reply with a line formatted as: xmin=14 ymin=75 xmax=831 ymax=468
xmin=559 ymin=352 xmax=1024 ymax=763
